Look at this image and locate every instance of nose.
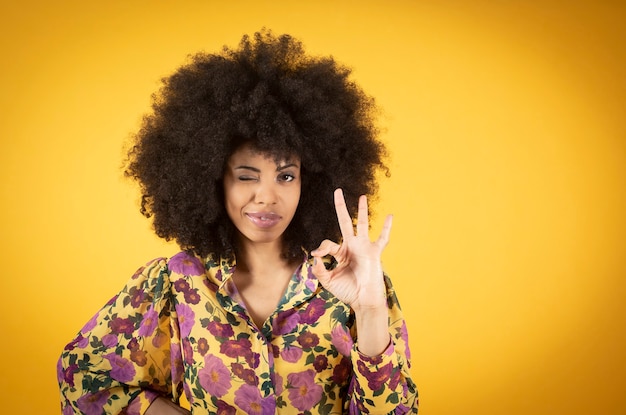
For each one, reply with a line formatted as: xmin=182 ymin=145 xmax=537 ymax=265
xmin=254 ymin=180 xmax=278 ymax=205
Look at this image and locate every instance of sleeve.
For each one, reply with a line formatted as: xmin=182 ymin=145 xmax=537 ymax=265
xmin=57 ymin=258 xmax=184 ymax=415
xmin=347 ymin=274 xmax=419 ymax=414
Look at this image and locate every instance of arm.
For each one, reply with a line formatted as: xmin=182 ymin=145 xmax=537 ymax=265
xmin=311 ymin=189 xmax=418 ymax=414
xmin=57 ymin=258 xmax=186 ymax=415
xmin=348 ymin=275 xmax=418 ymax=414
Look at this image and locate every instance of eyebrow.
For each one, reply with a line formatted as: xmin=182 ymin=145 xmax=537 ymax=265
xmin=234 ymin=165 xmax=261 ymax=172
xmin=276 ymin=163 xmax=299 ymax=171
xmin=233 ymin=163 xmax=299 ymax=172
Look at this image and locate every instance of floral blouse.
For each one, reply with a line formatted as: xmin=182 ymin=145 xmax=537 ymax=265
xmin=58 ymin=251 xmax=418 ymax=414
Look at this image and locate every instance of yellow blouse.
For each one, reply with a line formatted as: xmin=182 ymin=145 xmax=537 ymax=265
xmin=58 ymin=251 xmax=418 ymax=414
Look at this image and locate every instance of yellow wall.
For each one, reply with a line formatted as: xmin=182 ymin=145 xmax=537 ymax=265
xmin=1 ymin=1 xmax=624 ymax=413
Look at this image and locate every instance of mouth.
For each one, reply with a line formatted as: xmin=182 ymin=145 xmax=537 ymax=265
xmin=245 ymin=212 xmax=282 ymax=228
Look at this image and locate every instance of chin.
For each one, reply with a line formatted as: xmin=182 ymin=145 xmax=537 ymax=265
xmin=239 ymin=230 xmax=285 ymax=246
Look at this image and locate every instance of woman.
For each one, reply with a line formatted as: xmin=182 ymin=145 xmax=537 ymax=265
xmin=58 ymin=30 xmax=418 ymax=414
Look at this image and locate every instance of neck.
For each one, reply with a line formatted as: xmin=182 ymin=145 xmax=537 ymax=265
xmin=235 ymin=239 xmax=289 ymax=276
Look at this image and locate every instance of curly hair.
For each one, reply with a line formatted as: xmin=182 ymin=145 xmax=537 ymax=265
xmin=124 ymin=30 xmax=389 ymax=259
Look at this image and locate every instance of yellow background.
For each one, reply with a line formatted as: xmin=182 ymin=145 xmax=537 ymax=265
xmin=1 ymin=1 xmax=624 ymax=413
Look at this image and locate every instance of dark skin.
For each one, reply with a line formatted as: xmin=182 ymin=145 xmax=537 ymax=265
xmin=146 ymin=151 xmax=392 ymax=414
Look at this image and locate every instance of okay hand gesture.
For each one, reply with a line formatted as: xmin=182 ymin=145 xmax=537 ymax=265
xmin=311 ymin=189 xmax=392 ymax=313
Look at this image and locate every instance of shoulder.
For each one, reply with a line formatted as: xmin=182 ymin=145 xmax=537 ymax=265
xmin=130 ymin=256 xmax=169 ymax=280
xmin=165 ymin=250 xmax=223 ymax=276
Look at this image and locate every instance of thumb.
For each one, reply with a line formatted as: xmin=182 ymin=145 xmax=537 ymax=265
xmin=311 ymin=255 xmax=332 ymax=288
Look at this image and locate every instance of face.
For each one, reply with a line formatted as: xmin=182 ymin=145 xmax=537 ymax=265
xmin=223 ymin=144 xmax=301 ymax=250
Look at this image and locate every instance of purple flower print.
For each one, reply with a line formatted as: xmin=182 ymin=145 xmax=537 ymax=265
xmin=330 ymin=325 xmax=354 ymax=357
xmin=215 ymin=399 xmax=237 ymax=415
xmin=130 ymin=266 xmax=145 ymax=280
xmin=176 ymin=303 xmax=195 ymax=338
xmin=231 ymin=362 xmax=258 ymax=385
xmin=63 ymin=335 xmax=84 ymax=352
xmin=272 ymin=309 xmax=300 ymax=335
xmin=128 ymin=338 xmax=139 ymax=351
xmin=80 ymin=313 xmax=99 ymax=333
xmin=357 ymin=360 xmax=392 ymax=391
xmin=230 ymin=363 xmax=259 ymax=386
xmin=57 ymin=359 xmax=78 ymax=387
xmin=361 ymin=353 xmax=384 ymax=365
xmin=130 ymin=349 xmax=147 ymax=366
xmin=349 ymin=398 xmax=368 ymax=414
xmin=204 ymin=277 xmax=219 ymax=292
xmin=197 ymin=337 xmax=209 ymax=356
xmin=109 ymin=317 xmax=135 ymax=335
xmin=169 ymin=252 xmax=205 ymax=276
xmin=272 ymin=371 xmax=284 ymax=395
xmin=138 ymin=306 xmax=159 ymax=337
xmin=105 ymin=294 xmax=119 ymax=306
xmin=331 ymin=357 xmax=351 ymax=384
xmin=56 ymin=358 xmax=64 ymax=384
xmin=304 ymin=274 xmax=317 ymax=292
xmin=297 ymin=332 xmax=320 ymax=349
xmin=78 ymin=336 xmax=90 ymax=348
xmin=394 ymin=403 xmax=411 ymax=414
xmin=313 ymin=355 xmax=328 ymax=372
xmin=281 ymin=345 xmax=303 ymax=363
xmin=287 ymin=369 xmax=323 ymax=411
xmin=128 ymin=286 xmax=145 ymax=308
xmin=299 ymin=297 xmax=326 ymax=324
xmin=102 ymin=334 xmax=118 ymax=348
xmin=207 ymin=321 xmax=234 ymax=338
xmin=104 ymin=353 xmax=136 ymax=383
xmin=182 ymin=338 xmax=194 ymax=366
xmin=231 ymin=362 xmax=245 ymax=378
xmin=184 ymin=289 xmax=201 ymax=304
xmin=173 ymin=279 xmax=191 ymax=293
xmin=389 ymin=366 xmax=402 ymax=391
xmin=242 ymin=368 xmax=259 ymax=386
xmin=245 ymin=351 xmax=260 ymax=368
xmin=271 ymin=344 xmax=280 ymax=358
xmin=152 ymin=329 xmax=169 ymax=348
xmin=76 ymin=391 xmax=109 ymax=415
xmin=234 ymin=384 xmax=275 ymax=415
xmin=171 ymin=343 xmax=184 ymax=384
xmin=125 ymin=389 xmax=156 ymax=415
xmin=399 ymin=320 xmax=411 ymax=360
xmin=220 ymin=338 xmax=252 ymax=358
xmin=198 ymin=354 xmax=232 ymax=398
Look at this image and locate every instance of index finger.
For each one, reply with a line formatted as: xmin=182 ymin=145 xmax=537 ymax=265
xmin=334 ymin=188 xmax=355 ymax=239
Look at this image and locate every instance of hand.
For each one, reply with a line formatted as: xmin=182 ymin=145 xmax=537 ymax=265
xmin=311 ymin=188 xmax=392 ymax=314
xmin=145 ymin=397 xmax=192 ymax=415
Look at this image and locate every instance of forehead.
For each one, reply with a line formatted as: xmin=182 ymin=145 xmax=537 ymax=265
xmin=228 ymin=144 xmax=300 ymax=166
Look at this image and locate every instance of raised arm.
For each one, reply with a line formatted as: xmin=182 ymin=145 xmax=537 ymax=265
xmin=311 ymin=189 xmax=418 ymax=414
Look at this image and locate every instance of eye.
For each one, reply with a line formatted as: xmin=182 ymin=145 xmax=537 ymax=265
xmin=238 ymin=175 xmax=258 ymax=182
xmin=278 ymin=173 xmax=296 ymax=182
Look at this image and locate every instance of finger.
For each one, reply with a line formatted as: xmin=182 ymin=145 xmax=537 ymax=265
xmin=311 ymin=239 xmax=341 ymax=258
xmin=356 ymin=195 xmax=369 ymax=238
xmin=334 ymin=188 xmax=355 ymax=240
xmin=375 ymin=214 xmax=393 ymax=249
xmin=311 ymin=255 xmax=332 ymax=284
xmin=310 ymin=248 xmax=337 ymax=287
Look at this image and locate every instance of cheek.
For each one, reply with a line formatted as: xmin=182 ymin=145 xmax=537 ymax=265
xmin=291 ymin=187 xmax=302 ymax=211
xmin=223 ymin=185 xmax=243 ymax=216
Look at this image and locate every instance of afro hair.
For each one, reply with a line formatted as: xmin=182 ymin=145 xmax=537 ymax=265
xmin=124 ymin=29 xmax=389 ymax=259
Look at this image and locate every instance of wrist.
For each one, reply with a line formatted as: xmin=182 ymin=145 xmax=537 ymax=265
xmin=352 ymin=303 xmax=388 ymax=318
xmin=354 ymin=305 xmax=390 ymax=356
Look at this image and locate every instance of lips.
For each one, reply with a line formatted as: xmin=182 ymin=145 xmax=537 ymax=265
xmin=245 ymin=212 xmax=282 ymax=228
